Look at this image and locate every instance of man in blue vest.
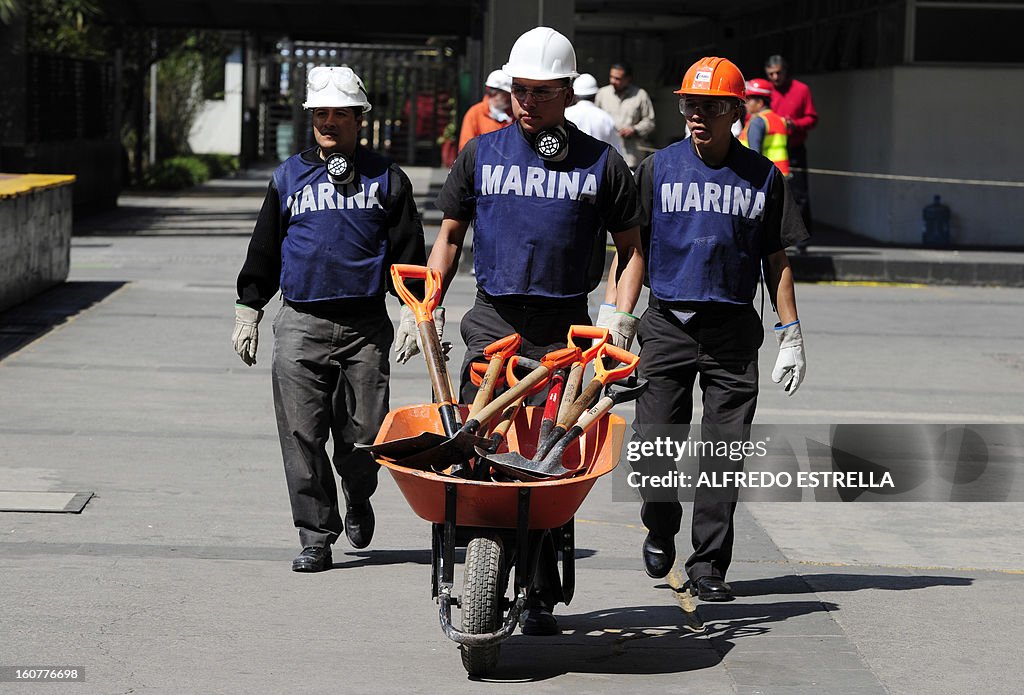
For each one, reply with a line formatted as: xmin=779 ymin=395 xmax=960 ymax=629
xmin=426 ymin=27 xmax=645 ymax=635
xmin=232 ymin=66 xmax=427 ymax=573
xmin=606 ymin=57 xmax=807 ymax=602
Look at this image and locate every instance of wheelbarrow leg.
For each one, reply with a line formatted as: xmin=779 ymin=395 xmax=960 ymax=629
xmin=560 ymin=518 xmax=576 ymax=606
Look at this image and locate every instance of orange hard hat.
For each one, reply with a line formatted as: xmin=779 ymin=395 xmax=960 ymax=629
xmin=745 ymin=77 xmax=773 ymax=98
xmin=674 ymin=57 xmax=746 ymax=99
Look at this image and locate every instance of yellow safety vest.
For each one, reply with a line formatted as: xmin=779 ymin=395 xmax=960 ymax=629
xmin=739 ymin=109 xmax=790 ymax=176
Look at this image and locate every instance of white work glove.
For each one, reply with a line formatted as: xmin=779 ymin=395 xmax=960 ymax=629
xmin=771 ymin=320 xmax=806 ymax=396
xmin=394 ymin=304 xmax=445 ymax=364
xmin=232 ymin=304 xmax=263 ymax=366
xmin=595 ymin=303 xmax=640 ymax=350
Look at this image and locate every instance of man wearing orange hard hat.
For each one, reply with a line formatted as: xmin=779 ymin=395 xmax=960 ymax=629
xmin=605 ymin=57 xmax=808 ymax=602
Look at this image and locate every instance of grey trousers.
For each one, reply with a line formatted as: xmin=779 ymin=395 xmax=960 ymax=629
xmin=272 ymin=302 xmax=393 ymax=548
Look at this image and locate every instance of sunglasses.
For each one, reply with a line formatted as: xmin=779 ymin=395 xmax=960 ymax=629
xmin=678 ymin=98 xmax=736 ymax=118
xmin=510 ymin=85 xmax=567 ymax=103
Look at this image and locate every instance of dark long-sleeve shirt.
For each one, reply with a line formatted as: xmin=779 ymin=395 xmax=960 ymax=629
xmin=236 ymin=147 xmax=426 ymax=311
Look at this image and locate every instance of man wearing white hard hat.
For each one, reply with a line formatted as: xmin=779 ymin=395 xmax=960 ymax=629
xmin=457 ymin=69 xmax=514 ymax=152
xmin=565 ymin=73 xmax=624 ymax=155
xmin=233 ymin=66 xmax=428 ymax=573
xmin=427 ymin=27 xmax=645 ymax=636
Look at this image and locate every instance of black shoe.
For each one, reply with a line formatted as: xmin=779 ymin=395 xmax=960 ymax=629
xmin=642 ymin=533 xmax=676 ymax=579
xmin=520 ymin=608 xmax=559 ymax=636
xmin=689 ymin=576 xmax=734 ymax=601
xmin=345 ymin=501 xmax=375 ymax=549
xmin=291 ymin=546 xmax=332 ymax=572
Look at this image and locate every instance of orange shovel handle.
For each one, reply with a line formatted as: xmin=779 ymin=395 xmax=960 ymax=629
xmin=390 ymin=264 xmax=441 ymax=322
xmin=593 ymin=343 xmax=640 ymax=384
xmin=567 ymin=324 xmax=610 ymax=364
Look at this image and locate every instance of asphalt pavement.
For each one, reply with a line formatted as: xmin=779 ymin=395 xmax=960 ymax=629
xmin=1 ymin=167 xmax=1022 ymax=694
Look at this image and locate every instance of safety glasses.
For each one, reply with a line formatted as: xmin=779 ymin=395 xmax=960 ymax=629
xmin=511 ymin=84 xmax=567 ymax=103
xmin=678 ymin=97 xmax=736 ymax=118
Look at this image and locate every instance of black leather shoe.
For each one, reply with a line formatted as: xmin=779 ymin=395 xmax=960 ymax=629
xmin=291 ymin=546 xmax=332 ymax=572
xmin=520 ymin=608 xmax=559 ymax=636
xmin=642 ymin=533 xmax=676 ymax=579
xmin=345 ymin=501 xmax=375 ymax=549
xmin=690 ymin=576 xmax=734 ymax=601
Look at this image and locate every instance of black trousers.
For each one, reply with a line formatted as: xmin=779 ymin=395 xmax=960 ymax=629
xmin=459 ymin=289 xmax=591 ymax=608
xmin=789 ymin=143 xmax=813 ymax=238
xmin=458 ymin=289 xmax=591 ymax=406
xmin=631 ymin=301 xmax=763 ymax=581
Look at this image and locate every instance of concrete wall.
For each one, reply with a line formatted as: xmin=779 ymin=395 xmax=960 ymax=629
xmin=0 ymin=176 xmax=75 ymax=313
xmin=189 ymin=50 xmax=243 ymax=155
xmin=804 ymin=65 xmax=1024 ymax=246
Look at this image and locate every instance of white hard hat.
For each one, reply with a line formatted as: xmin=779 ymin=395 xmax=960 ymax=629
xmin=484 ymin=69 xmax=511 ymax=92
xmin=502 ymin=27 xmax=578 ymax=81
xmin=573 ymin=73 xmax=599 ymax=96
xmin=303 ymin=66 xmax=373 ymax=113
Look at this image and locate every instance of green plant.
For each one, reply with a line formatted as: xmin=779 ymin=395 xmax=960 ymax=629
xmin=144 ymin=156 xmax=210 ymax=189
xmin=197 ymin=153 xmax=239 ymax=178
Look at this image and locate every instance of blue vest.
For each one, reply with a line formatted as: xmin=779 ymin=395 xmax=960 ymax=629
xmin=648 ymin=139 xmax=777 ymax=304
xmin=273 ymin=147 xmax=391 ymax=302
xmin=473 ymin=125 xmax=608 ymax=298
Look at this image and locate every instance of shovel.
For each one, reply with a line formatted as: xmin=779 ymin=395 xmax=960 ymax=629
xmin=534 ymin=342 xmax=639 ymax=461
xmin=553 ymin=325 xmax=610 ymax=448
xmin=470 ymin=356 xmax=548 ymax=480
xmin=357 ymin=264 xmax=464 ymax=461
xmin=394 ymin=346 xmax=580 ymax=472
xmin=468 ymin=333 xmax=522 ymax=419
xmin=482 ymin=376 xmax=649 ymax=481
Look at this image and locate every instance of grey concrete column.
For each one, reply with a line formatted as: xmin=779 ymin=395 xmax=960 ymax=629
xmin=482 ymin=0 xmax=576 ymax=76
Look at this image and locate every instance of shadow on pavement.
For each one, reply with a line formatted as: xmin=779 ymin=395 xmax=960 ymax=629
xmin=731 ymin=572 xmax=973 ymax=596
xmin=0 ymin=281 xmax=126 ymax=361
xmin=334 ymin=546 xmax=599 ymax=569
xmin=481 ymin=603 xmax=725 ymax=681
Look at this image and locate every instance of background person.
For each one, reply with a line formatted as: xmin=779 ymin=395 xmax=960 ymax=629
xmin=607 ymin=56 xmax=807 ymax=602
xmin=565 ymin=73 xmax=624 ymax=155
xmin=233 ymin=66 xmax=427 ymax=573
xmin=595 ymin=61 xmax=656 ymax=170
xmin=428 ymin=26 xmax=645 ymax=635
xmin=765 ymin=54 xmax=817 ymax=252
xmin=739 ymin=77 xmax=791 ymax=177
xmin=457 ymin=69 xmax=514 ymax=152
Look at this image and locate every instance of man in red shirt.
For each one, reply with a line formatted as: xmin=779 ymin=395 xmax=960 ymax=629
xmin=765 ymin=55 xmax=817 ymax=252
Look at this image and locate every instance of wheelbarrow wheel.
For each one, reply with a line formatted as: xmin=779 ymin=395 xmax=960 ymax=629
xmin=461 ymin=534 xmax=504 ymax=676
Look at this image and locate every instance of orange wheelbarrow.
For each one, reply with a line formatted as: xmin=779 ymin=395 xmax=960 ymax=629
xmin=373 ymin=403 xmax=627 ymax=676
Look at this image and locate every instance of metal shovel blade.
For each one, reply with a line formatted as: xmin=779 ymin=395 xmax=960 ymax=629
xmin=355 ymin=431 xmax=450 ymax=460
xmin=395 ymin=430 xmax=493 ymax=471
xmin=477 ymin=449 xmax=574 ymax=482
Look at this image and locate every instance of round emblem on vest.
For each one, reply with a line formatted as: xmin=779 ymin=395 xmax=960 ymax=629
xmin=326 ymin=152 xmax=355 ymax=185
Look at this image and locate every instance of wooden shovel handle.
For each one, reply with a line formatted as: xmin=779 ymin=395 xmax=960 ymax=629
xmin=556 ymin=378 xmax=604 ymax=431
